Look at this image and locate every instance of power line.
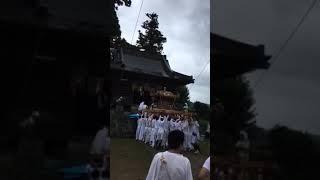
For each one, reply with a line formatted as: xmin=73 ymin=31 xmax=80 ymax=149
xmin=190 ymin=58 xmax=210 ymax=91
xmin=252 ymin=0 xmax=318 ymax=90
xmin=131 ymin=0 xmax=145 ymax=44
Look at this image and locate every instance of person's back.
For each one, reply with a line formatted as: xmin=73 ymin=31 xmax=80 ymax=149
xmin=146 ymin=130 xmax=193 ymax=180
xmin=91 ymin=126 xmax=107 ymax=155
xmin=146 ymin=151 xmax=192 ymax=180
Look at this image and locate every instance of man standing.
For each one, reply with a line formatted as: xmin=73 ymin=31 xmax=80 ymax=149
xmin=146 ymin=130 xmax=193 ymax=180
xmin=136 ymin=114 xmax=142 ymax=140
xmin=156 ymin=116 xmax=164 ymax=149
xmin=150 ymin=116 xmax=157 ymax=148
xmin=15 ymin=110 xmax=44 ymax=180
xmin=90 ymin=125 xmax=108 ymax=156
xmin=138 ymin=114 xmax=146 ymax=141
xmin=198 ymin=157 xmax=210 ymax=180
xmin=191 ymin=118 xmax=200 ymax=154
xmin=161 ymin=115 xmax=170 ymax=149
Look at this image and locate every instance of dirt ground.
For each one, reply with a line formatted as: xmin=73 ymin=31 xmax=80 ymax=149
xmin=110 ymin=138 xmax=210 ymax=180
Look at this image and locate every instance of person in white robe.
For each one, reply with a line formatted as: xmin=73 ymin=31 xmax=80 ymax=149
xmin=156 ymin=116 xmax=165 ymax=149
xmin=90 ymin=126 xmax=108 ymax=156
xmin=198 ymin=157 xmax=210 ymax=180
xmin=144 ymin=115 xmax=153 ymax=145
xmin=150 ymin=116 xmax=157 ymax=147
xmin=175 ymin=119 xmax=182 ymax=131
xmin=187 ymin=119 xmax=194 ymax=150
xmin=154 ymin=116 xmax=161 ymax=141
xmin=138 ymin=101 xmax=145 ymax=112
xmin=146 ymin=130 xmax=193 ymax=180
xmin=136 ymin=114 xmax=142 ymax=140
xmin=169 ymin=118 xmax=176 ymax=132
xmin=182 ymin=119 xmax=190 ymax=150
xmin=190 ymin=119 xmax=200 ymax=153
xmin=144 ymin=116 xmax=150 ymax=144
xmin=161 ymin=115 xmax=170 ymax=148
xmin=139 ymin=114 xmax=146 ymax=141
xmin=193 ymin=119 xmax=200 ymax=140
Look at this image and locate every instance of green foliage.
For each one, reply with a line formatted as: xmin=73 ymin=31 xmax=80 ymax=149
xmin=176 ymin=85 xmax=190 ymax=106
xmin=198 ymin=120 xmax=208 ymax=134
xmin=136 ymin=13 xmax=167 ymax=54
xmin=213 ymin=76 xmax=256 ymax=154
xmin=193 ymin=101 xmax=210 ymax=121
xmin=269 ymin=125 xmax=320 ymax=180
xmin=111 ymin=0 xmax=132 ymax=41
xmin=114 ymin=0 xmax=132 ymax=9
xmin=214 ymin=76 xmax=256 ymax=139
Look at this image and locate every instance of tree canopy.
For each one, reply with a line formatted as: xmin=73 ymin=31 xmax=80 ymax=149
xmin=114 ymin=0 xmax=132 ymax=9
xmin=269 ymin=125 xmax=320 ymax=180
xmin=176 ymin=85 xmax=190 ymax=107
xmin=193 ymin=101 xmax=210 ymax=121
xmin=213 ymin=76 xmax=256 ymax=153
xmin=136 ymin=13 xmax=167 ymax=54
xmin=111 ymin=0 xmax=132 ymax=43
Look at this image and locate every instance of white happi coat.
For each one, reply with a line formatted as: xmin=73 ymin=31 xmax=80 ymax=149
xmin=187 ymin=124 xmax=193 ymax=149
xmin=191 ymin=121 xmax=200 ymax=144
xmin=146 ymin=117 xmax=154 ymax=143
xmin=176 ymin=120 xmax=183 ymax=131
xmin=162 ymin=116 xmax=170 ymax=146
xmin=138 ymin=101 xmax=145 ymax=111
xmin=139 ymin=117 xmax=146 ymax=141
xmin=150 ymin=118 xmax=157 ymax=147
xmin=144 ymin=118 xmax=151 ymax=143
xmin=169 ymin=120 xmax=176 ymax=131
xmin=182 ymin=121 xmax=189 ymax=149
xmin=146 ymin=151 xmax=193 ymax=180
xmin=155 ymin=118 xmax=161 ymax=139
xmin=157 ymin=120 xmax=164 ymax=141
xmin=136 ymin=117 xmax=142 ymax=140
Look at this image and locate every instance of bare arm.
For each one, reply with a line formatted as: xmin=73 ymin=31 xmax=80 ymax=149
xmin=197 ymin=167 xmax=210 ymax=180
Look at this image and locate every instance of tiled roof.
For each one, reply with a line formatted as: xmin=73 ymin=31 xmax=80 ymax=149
xmin=111 ymin=45 xmax=194 ymax=84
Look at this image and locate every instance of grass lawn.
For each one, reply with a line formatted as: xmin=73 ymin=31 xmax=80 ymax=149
xmin=111 ymin=138 xmax=210 ymax=180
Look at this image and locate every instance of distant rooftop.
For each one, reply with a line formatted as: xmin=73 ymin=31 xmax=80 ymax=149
xmin=212 ymin=33 xmax=271 ymax=79
xmin=111 ymin=42 xmax=194 ymax=84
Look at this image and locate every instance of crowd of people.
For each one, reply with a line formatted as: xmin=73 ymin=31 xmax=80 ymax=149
xmin=135 ymin=112 xmax=201 ymax=153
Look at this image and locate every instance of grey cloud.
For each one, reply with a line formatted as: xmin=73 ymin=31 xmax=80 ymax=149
xmin=213 ymin=0 xmax=320 ymax=134
xmin=117 ymin=0 xmax=210 ymax=104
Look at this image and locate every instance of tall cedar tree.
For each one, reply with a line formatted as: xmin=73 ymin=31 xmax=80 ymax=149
xmin=136 ymin=13 xmax=167 ymax=54
xmin=176 ymin=86 xmax=190 ymax=108
xmin=213 ymin=76 xmax=256 ymax=153
xmin=111 ymin=0 xmax=132 ymax=45
xmin=193 ymin=101 xmax=210 ymax=121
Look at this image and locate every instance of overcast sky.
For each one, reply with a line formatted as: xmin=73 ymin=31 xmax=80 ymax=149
xmin=116 ymin=0 xmax=210 ymax=104
xmin=212 ymin=0 xmax=320 ymax=134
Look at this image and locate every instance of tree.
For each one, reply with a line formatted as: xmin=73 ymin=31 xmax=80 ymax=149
xmin=111 ymin=0 xmax=132 ymax=45
xmin=114 ymin=0 xmax=132 ymax=9
xmin=214 ymin=76 xmax=256 ymax=136
xmin=269 ymin=125 xmax=320 ymax=180
xmin=136 ymin=13 xmax=167 ymax=54
xmin=176 ymin=86 xmax=190 ymax=107
xmin=213 ymin=76 xmax=256 ymax=153
xmin=193 ymin=101 xmax=210 ymax=121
